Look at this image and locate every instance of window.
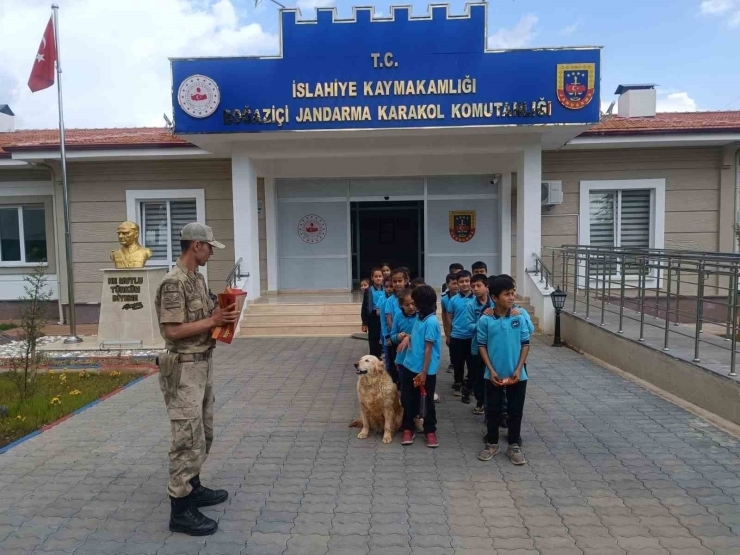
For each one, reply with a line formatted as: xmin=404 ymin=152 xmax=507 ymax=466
xmin=579 ymin=179 xmax=666 ymax=281
xmin=580 ymin=179 xmax=665 ymax=250
xmin=589 ymin=189 xmax=651 ymax=249
xmin=140 ymin=200 xmax=198 ymax=264
xmin=0 ymin=206 xmax=47 ymax=264
xmin=126 ymin=189 xmax=207 ymax=272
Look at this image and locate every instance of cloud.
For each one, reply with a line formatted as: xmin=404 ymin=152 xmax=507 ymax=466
xmin=656 ymin=92 xmax=699 ymax=112
xmin=560 ymin=22 xmax=581 ymax=36
xmin=699 ymin=0 xmax=735 ymax=14
xmin=699 ymin=0 xmax=740 ymax=26
xmin=296 ymin=0 xmax=336 ymax=13
xmin=488 ymin=14 xmax=539 ymax=49
xmin=0 ymin=0 xmax=278 ymax=129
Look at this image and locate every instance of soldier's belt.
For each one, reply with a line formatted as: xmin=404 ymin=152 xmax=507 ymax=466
xmin=171 ymin=350 xmax=212 ymax=362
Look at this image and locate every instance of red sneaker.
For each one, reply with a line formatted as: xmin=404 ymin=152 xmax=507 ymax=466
xmin=425 ymin=432 xmax=439 ymax=448
xmin=401 ymin=430 xmax=415 ymax=445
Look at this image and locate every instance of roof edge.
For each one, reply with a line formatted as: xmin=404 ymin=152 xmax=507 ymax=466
xmin=3 ymin=142 xmax=198 ymax=153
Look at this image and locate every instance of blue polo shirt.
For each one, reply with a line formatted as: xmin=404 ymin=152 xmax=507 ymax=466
xmin=384 ymin=294 xmax=401 ymax=332
xmin=379 ymin=294 xmax=392 ymax=338
xmin=371 ymin=286 xmax=384 ymax=311
xmin=466 ymin=295 xmax=495 ymax=354
xmin=477 ymin=311 xmax=530 ymax=381
xmin=514 ymin=304 xmax=535 ymax=334
xmin=441 ymin=292 xmax=451 ymax=314
xmin=404 ymin=313 xmax=442 ymax=376
xmin=447 ymin=292 xmax=475 ymax=339
xmin=390 ymin=311 xmax=417 ymax=366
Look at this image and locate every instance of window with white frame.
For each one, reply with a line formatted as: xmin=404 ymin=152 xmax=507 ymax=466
xmin=589 ymin=189 xmax=651 ymax=249
xmin=580 ymin=179 xmax=665 ymax=249
xmin=126 ymin=189 xmax=206 ymax=271
xmin=579 ymin=179 xmax=666 ymax=279
xmin=140 ymin=200 xmax=198 ymax=264
xmin=0 ymin=205 xmax=47 ymax=264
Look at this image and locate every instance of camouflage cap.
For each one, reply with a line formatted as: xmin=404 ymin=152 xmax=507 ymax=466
xmin=179 ymin=222 xmax=225 ymax=249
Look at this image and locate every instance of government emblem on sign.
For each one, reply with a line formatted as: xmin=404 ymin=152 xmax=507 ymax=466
xmin=449 ymin=211 xmax=476 ymax=243
xmin=556 ymin=63 xmax=595 ymax=110
xmin=298 ymin=214 xmax=327 ymax=244
xmin=177 ymin=75 xmax=220 ymax=118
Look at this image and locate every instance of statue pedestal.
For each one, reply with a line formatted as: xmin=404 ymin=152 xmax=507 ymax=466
xmin=97 ymin=267 xmax=167 ymax=349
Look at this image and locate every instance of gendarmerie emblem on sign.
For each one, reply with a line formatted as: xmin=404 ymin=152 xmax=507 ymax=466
xmin=298 ymin=214 xmax=327 ymax=244
xmin=556 ymin=64 xmax=595 ymax=110
xmin=449 ymin=211 xmax=476 ymax=243
xmin=178 ymin=75 xmax=220 ymax=118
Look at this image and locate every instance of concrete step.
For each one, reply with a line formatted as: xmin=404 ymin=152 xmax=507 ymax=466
xmin=240 ymin=321 xmax=360 ymax=337
xmin=242 ymin=313 xmax=361 ymax=324
xmin=247 ymin=303 xmax=361 ymax=315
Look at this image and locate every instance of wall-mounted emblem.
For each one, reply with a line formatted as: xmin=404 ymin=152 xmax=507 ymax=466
xmin=556 ymin=64 xmax=595 ymax=110
xmin=298 ymin=214 xmax=327 ymax=244
xmin=177 ymin=75 xmax=220 ymax=118
xmin=449 ymin=211 xmax=476 ymax=243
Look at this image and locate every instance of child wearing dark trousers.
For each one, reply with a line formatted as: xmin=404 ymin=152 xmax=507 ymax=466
xmin=398 ymin=285 xmax=441 ymax=448
xmin=477 ymin=276 xmax=531 ymax=466
xmin=391 ymin=289 xmax=417 ymax=393
xmin=384 ymin=269 xmax=410 ymax=385
xmin=445 ymin=270 xmax=475 ymax=396
xmin=465 ymin=274 xmax=495 ymax=412
xmin=361 ymin=268 xmax=385 ymax=358
xmin=379 ymin=276 xmax=395 ymax=379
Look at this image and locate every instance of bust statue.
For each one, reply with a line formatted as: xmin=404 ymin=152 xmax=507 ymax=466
xmin=110 ymin=221 xmax=153 ymax=268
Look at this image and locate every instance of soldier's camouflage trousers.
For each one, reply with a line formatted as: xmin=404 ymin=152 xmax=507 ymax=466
xmin=158 ymin=355 xmax=214 ymax=498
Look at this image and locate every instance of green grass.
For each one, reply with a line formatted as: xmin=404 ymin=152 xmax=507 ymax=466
xmin=0 ymin=369 xmax=147 ymax=449
xmin=0 ymin=322 xmax=18 ymax=331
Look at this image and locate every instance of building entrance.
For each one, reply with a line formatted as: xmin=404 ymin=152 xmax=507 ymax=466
xmin=351 ymin=201 xmax=424 ymax=287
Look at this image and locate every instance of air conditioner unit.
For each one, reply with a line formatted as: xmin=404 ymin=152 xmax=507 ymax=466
xmin=541 ymin=181 xmax=563 ymax=206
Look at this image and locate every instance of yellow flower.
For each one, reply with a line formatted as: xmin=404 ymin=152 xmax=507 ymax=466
xmin=110 ymin=370 xmax=121 ymax=378
xmin=48 ymin=369 xmax=55 ymax=375
xmin=16 ymin=414 xmax=24 ymax=421
xmin=50 ymin=397 xmax=61 ymax=406
xmin=69 ymin=389 xmax=81 ymax=396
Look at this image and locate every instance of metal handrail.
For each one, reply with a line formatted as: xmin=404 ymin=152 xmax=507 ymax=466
xmin=226 ymin=257 xmax=249 ymax=289
xmin=529 ymin=253 xmax=556 ymax=290
xmin=541 ymin=245 xmax=740 ymax=377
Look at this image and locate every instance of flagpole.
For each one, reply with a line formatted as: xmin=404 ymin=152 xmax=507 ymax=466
xmin=52 ymin=4 xmax=82 ymax=344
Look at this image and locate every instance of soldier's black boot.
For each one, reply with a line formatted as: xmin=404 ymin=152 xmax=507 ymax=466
xmin=189 ymin=475 xmax=229 ymax=507
xmin=169 ymin=493 xmax=218 ymax=536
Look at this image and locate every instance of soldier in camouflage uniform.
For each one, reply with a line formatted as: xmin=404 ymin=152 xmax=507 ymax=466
xmin=155 ymin=222 xmax=240 ymax=536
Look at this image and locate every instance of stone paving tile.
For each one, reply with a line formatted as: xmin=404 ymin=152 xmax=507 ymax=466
xmin=2 ymin=336 xmax=740 ymax=554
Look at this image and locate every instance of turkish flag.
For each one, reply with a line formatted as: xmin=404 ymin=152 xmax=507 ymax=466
xmin=28 ymin=16 xmax=57 ymax=93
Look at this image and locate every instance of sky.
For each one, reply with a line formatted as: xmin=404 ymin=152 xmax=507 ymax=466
xmin=0 ymin=0 xmax=738 ymax=130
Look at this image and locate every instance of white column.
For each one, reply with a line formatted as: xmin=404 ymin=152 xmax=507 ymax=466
xmin=231 ymin=148 xmax=261 ymax=299
xmin=516 ymin=144 xmax=542 ymax=284
xmin=264 ymin=176 xmax=278 ymax=292
xmin=499 ymin=172 xmax=512 ymax=276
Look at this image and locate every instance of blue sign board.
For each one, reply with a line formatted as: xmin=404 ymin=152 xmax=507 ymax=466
xmin=171 ymin=4 xmax=600 ymax=134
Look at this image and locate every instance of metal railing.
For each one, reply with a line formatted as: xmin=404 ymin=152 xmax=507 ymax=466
xmin=538 ymin=245 xmax=740 ymax=377
xmin=531 ymin=252 xmax=556 ymax=290
xmin=226 ymin=257 xmax=249 ymax=289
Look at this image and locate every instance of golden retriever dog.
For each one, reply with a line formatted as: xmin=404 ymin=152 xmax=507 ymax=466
xmin=351 ymin=355 xmax=403 ymax=443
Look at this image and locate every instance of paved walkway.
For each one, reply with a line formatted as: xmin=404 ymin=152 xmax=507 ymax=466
xmin=1 ymin=337 xmax=740 ymax=555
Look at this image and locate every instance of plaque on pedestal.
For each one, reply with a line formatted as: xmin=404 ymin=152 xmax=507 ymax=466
xmin=97 ymin=267 xmax=167 ymax=349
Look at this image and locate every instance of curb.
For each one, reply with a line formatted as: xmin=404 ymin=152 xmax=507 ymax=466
xmin=0 ymin=368 xmax=158 ymax=455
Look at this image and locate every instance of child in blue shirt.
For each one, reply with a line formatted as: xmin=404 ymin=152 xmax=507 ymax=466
xmin=441 ymin=273 xmax=460 ymax=374
xmin=378 ymin=276 xmax=394 ymax=368
xmin=477 ymin=276 xmax=531 ymax=466
xmin=361 ymin=268 xmax=385 ymax=358
xmin=390 ymin=289 xmax=417 ymax=391
xmin=465 ymin=274 xmax=495 ymax=413
xmin=445 ymin=270 xmax=475 ymax=396
xmin=398 ymin=285 xmax=441 ymax=448
xmin=384 ymin=269 xmax=410 ymax=384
